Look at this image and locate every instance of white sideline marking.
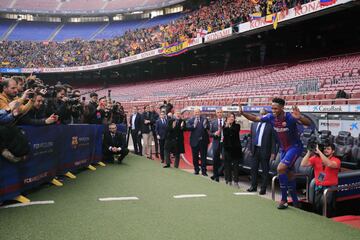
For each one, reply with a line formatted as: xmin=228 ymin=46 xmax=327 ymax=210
xmin=0 ymin=200 xmax=55 ymax=209
xmin=98 ymin=197 xmax=139 ymax=202
xmin=173 ymin=194 xmax=207 ymax=199
xmin=233 ymin=192 xmax=257 ymax=196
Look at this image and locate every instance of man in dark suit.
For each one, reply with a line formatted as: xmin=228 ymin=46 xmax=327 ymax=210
xmin=186 ymin=108 xmax=210 ymax=176
xmin=247 ymin=109 xmax=277 ymax=195
xmin=103 ymin=123 xmax=129 ymax=164
xmin=210 ymin=109 xmax=224 ymax=182
xmin=150 ymin=105 xmax=160 ymax=158
xmin=155 ymin=111 xmax=167 ymax=163
xmin=129 ymin=106 xmax=142 ymax=155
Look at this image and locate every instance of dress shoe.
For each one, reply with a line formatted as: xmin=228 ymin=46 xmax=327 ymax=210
xmin=259 ymin=189 xmax=266 ymax=195
xmin=194 ymin=171 xmax=199 ymax=175
xmin=247 ymin=187 xmax=257 ymax=192
xmin=163 ymin=165 xmax=170 ymax=168
xmin=277 ymin=201 xmax=288 ymax=210
xmin=210 ymin=175 xmax=216 ymax=180
xmin=202 ymin=172 xmax=208 ymax=176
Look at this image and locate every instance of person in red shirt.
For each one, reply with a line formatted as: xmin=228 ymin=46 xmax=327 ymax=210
xmin=301 ymin=143 xmax=340 ymax=216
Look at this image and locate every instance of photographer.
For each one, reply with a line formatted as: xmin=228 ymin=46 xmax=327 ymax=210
xmin=0 ymin=78 xmax=33 ymax=114
xmin=46 ymin=86 xmax=72 ymax=124
xmin=111 ymin=102 xmax=126 ymax=124
xmin=85 ymin=92 xmax=98 ymax=124
xmin=301 ymin=144 xmax=340 ymax=217
xmin=0 ymin=102 xmax=30 ymax=163
xmin=69 ymin=90 xmax=84 ymax=124
xmin=160 ymin=99 xmax=173 ymax=114
xmin=89 ymin=96 xmax=108 ymax=124
xmin=18 ymin=92 xmax=58 ymax=126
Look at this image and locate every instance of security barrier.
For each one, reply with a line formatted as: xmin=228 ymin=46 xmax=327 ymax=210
xmin=0 ymin=124 xmax=126 ymax=203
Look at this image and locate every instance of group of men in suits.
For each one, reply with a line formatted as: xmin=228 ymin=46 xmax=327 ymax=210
xmin=187 ymin=107 xmax=277 ymax=195
xmin=126 ymin=104 xmax=278 ymax=195
xmin=128 ymin=105 xmax=159 ymax=158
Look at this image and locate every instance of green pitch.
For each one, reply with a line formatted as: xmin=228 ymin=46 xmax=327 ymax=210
xmin=0 ymin=154 xmax=359 ymax=240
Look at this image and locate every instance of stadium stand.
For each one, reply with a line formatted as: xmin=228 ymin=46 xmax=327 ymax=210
xmin=0 ymin=0 xmax=262 ymax=67
xmin=7 ymin=21 xmax=60 ymax=41
xmin=79 ymin=53 xmax=360 ymax=112
xmin=54 ymin=22 xmax=105 ymax=41
xmin=0 ymin=0 xmax=181 ymax=12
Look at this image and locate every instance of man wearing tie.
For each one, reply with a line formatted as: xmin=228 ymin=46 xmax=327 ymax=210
xmin=103 ymin=123 xmax=129 ymax=164
xmin=155 ymin=111 xmax=167 ymax=163
xmin=186 ymin=108 xmax=210 ymax=176
xmin=141 ymin=105 xmax=154 ymax=159
xmin=247 ymin=109 xmax=277 ymax=195
xmin=129 ymin=106 xmax=142 ymax=155
xmin=210 ymin=109 xmax=225 ymax=182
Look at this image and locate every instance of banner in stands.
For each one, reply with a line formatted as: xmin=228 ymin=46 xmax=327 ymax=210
xmin=0 ymin=68 xmax=22 ymax=73
xmin=121 ymin=48 xmax=162 ymax=64
xmin=0 ymin=124 xmax=126 ymax=202
xmin=319 ymin=120 xmax=360 ymax=137
xmin=204 ymin=27 xmax=233 ymax=43
xmin=238 ymin=0 xmax=351 ymax=33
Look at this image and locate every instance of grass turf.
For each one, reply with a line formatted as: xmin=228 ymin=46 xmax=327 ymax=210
xmin=0 ymin=153 xmax=359 ymax=240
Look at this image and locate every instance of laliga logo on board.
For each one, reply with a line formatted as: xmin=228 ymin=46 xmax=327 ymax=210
xmin=71 ymin=136 xmax=79 ymax=149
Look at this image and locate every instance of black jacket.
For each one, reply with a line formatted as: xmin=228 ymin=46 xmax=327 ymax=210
xmin=18 ymin=107 xmax=48 ymax=126
xmin=223 ymin=123 xmax=242 ymax=156
xmin=141 ymin=111 xmax=154 ymax=134
xmin=46 ymin=99 xmax=71 ymax=124
xmin=250 ymin=122 xmax=277 ymax=159
xmin=164 ymin=118 xmax=186 ymax=154
xmin=129 ymin=113 xmax=142 ymax=133
xmin=102 ymin=131 xmax=127 ymax=155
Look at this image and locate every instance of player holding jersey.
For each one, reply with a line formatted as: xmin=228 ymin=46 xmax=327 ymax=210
xmin=240 ymin=98 xmax=311 ymax=209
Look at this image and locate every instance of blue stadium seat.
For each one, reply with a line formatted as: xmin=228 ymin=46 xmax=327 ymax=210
xmin=8 ymin=21 xmax=59 ymax=41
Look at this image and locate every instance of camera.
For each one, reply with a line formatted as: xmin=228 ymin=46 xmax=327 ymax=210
xmin=307 ymin=134 xmax=328 ymax=153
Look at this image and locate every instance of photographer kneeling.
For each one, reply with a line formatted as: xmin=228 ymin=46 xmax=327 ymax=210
xmin=301 ymin=143 xmax=340 ymax=217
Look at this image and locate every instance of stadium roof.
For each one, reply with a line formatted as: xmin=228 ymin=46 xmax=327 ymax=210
xmin=0 ymin=0 xmax=185 ymax=15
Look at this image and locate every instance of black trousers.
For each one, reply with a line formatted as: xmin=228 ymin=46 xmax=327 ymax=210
xmin=250 ymin=146 xmax=270 ymax=190
xmin=314 ymin=186 xmax=336 ymax=217
xmin=212 ymin=142 xmax=223 ymax=178
xmin=131 ymin=130 xmax=142 ymax=155
xmin=224 ymin=150 xmax=240 ymax=183
xmin=152 ymin=130 xmax=159 ymax=155
xmin=159 ymin=139 xmax=165 ymax=161
xmin=191 ymin=141 xmax=208 ymax=173
xmin=103 ymin=148 xmax=129 ymax=163
xmin=174 ymin=153 xmax=181 ymax=168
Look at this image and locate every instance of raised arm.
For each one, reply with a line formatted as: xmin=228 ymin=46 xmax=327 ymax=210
xmin=291 ymin=106 xmax=312 ymax=126
xmin=239 ymin=105 xmax=261 ymax=122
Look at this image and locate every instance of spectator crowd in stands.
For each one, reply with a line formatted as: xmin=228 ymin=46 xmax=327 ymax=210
xmin=0 ymin=0 xmax=310 ymax=68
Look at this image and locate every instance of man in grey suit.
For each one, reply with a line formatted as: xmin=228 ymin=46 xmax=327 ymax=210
xmin=186 ymin=108 xmax=210 ymax=176
xmin=247 ymin=108 xmax=277 ymax=195
xmin=210 ymin=109 xmax=225 ymax=182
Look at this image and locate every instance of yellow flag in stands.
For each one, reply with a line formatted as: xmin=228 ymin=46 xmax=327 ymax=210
xmin=273 ymin=13 xmax=279 ymax=30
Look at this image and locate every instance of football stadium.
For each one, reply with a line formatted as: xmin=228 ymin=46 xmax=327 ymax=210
xmin=0 ymin=0 xmax=360 ymax=239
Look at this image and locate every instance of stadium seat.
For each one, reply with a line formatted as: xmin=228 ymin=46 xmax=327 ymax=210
xmin=334 ymin=131 xmax=354 ymax=167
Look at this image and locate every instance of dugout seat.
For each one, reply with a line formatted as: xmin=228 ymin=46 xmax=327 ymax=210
xmin=334 ymin=131 xmax=353 ymax=167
